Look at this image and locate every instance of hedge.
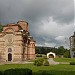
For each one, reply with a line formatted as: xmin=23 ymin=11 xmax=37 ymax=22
xmin=0 ymin=69 xmax=75 ymax=75
xmin=4 ymin=68 xmax=32 ymax=75
xmin=0 ymin=71 xmax=3 ymax=75
xmin=70 ymin=62 xmax=75 ymax=65
xmin=33 ymin=70 xmax=75 ymax=75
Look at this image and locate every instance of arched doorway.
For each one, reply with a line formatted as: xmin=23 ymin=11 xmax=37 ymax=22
xmin=8 ymin=53 xmax=12 ymax=61
xmin=47 ymin=52 xmax=56 ymax=58
xmin=49 ymin=54 xmax=54 ymax=58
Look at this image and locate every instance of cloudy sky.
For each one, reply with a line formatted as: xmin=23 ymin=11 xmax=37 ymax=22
xmin=0 ymin=0 xmax=74 ymax=48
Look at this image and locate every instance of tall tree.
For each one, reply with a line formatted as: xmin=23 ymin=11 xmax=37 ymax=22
xmin=0 ymin=23 xmax=3 ymax=32
xmin=57 ymin=46 xmax=65 ymax=55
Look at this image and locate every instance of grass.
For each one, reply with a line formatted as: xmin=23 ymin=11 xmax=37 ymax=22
xmin=0 ymin=64 xmax=75 ymax=72
xmin=54 ymin=58 xmax=75 ymax=62
xmin=0 ymin=58 xmax=75 ymax=73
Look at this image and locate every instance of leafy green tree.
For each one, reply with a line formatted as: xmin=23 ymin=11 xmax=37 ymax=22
xmin=0 ymin=23 xmax=3 ymax=32
xmin=57 ymin=46 xmax=65 ymax=55
xmin=63 ymin=50 xmax=70 ymax=58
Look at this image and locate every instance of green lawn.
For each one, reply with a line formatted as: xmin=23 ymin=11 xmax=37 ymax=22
xmin=54 ymin=58 xmax=75 ymax=62
xmin=0 ymin=64 xmax=75 ymax=72
xmin=0 ymin=58 xmax=75 ymax=72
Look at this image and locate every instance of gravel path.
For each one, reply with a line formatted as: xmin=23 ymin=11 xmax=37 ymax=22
xmin=48 ymin=58 xmax=69 ymax=65
xmin=48 ymin=58 xmax=59 ymax=65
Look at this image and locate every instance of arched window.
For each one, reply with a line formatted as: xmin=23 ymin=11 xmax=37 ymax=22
xmin=8 ymin=48 xmax=12 ymax=52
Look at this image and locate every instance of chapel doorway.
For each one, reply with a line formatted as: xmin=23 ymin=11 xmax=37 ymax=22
xmin=8 ymin=53 xmax=12 ymax=61
xmin=49 ymin=54 xmax=54 ymax=58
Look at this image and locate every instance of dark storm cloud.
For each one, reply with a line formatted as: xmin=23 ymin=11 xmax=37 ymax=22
xmin=0 ymin=0 xmax=74 ymax=24
xmin=0 ymin=0 xmax=74 ymax=47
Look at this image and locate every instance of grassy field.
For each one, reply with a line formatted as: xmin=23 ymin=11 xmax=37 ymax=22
xmin=0 ymin=58 xmax=75 ymax=72
xmin=0 ymin=63 xmax=75 ymax=72
xmin=0 ymin=64 xmax=74 ymax=71
xmin=54 ymin=58 xmax=75 ymax=62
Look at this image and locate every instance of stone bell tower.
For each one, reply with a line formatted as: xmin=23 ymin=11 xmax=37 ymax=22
xmin=70 ymin=32 xmax=75 ymax=58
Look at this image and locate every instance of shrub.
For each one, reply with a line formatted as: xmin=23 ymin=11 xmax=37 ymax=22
xmin=34 ymin=59 xmax=38 ymax=65
xmin=37 ymin=70 xmax=54 ymax=75
xmin=4 ymin=68 xmax=32 ymax=75
xmin=70 ymin=62 xmax=75 ymax=65
xmin=0 ymin=71 xmax=3 ymax=75
xmin=4 ymin=69 xmax=15 ymax=75
xmin=15 ymin=68 xmax=32 ymax=75
xmin=43 ymin=60 xmax=49 ymax=66
xmin=36 ymin=54 xmax=42 ymax=57
xmin=34 ymin=58 xmax=44 ymax=66
xmin=36 ymin=60 xmax=43 ymax=66
xmin=34 ymin=70 xmax=75 ymax=75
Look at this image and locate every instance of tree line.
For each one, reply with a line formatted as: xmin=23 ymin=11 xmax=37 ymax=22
xmin=35 ymin=46 xmax=70 ymax=58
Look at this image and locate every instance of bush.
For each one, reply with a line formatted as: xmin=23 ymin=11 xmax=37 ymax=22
xmin=34 ymin=60 xmax=38 ymax=65
xmin=36 ymin=60 xmax=43 ymax=66
xmin=36 ymin=54 xmax=42 ymax=57
xmin=36 ymin=70 xmax=53 ymax=75
xmin=34 ymin=58 xmax=44 ymax=66
xmin=43 ymin=60 xmax=49 ymax=66
xmin=34 ymin=70 xmax=75 ymax=75
xmin=0 ymin=71 xmax=3 ymax=75
xmin=34 ymin=58 xmax=49 ymax=66
xmin=4 ymin=69 xmax=15 ymax=75
xmin=4 ymin=68 xmax=32 ymax=75
xmin=70 ymin=62 xmax=75 ymax=65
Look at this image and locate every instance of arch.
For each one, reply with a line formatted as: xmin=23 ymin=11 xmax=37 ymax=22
xmin=8 ymin=48 xmax=12 ymax=52
xmin=5 ymin=46 xmax=14 ymax=62
xmin=49 ymin=54 xmax=54 ymax=58
xmin=8 ymin=53 xmax=12 ymax=61
xmin=47 ymin=52 xmax=56 ymax=58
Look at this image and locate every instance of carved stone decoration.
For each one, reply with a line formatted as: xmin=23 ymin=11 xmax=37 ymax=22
xmin=8 ymin=35 xmax=13 ymax=44
xmin=5 ymin=34 xmax=13 ymax=45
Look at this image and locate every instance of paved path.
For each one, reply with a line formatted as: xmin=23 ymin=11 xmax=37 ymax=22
xmin=48 ymin=58 xmax=69 ymax=65
xmin=48 ymin=58 xmax=59 ymax=65
xmin=0 ymin=61 xmax=33 ymax=65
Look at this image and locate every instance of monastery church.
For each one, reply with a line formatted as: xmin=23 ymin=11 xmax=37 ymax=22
xmin=0 ymin=20 xmax=35 ymax=62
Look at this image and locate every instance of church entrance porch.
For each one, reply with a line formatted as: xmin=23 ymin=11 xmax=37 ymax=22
xmin=49 ymin=54 xmax=54 ymax=58
xmin=47 ymin=52 xmax=56 ymax=58
xmin=8 ymin=53 xmax=12 ymax=61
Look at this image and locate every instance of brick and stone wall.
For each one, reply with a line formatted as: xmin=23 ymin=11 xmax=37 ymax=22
xmin=0 ymin=20 xmax=35 ymax=62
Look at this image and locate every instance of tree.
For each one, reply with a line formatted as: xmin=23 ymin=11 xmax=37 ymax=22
xmin=63 ymin=50 xmax=70 ymax=58
xmin=57 ymin=46 xmax=65 ymax=55
xmin=0 ymin=23 xmax=3 ymax=32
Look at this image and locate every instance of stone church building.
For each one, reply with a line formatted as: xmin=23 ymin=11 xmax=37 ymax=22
xmin=0 ymin=20 xmax=35 ymax=62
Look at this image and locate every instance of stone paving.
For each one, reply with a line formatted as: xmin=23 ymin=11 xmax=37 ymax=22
xmin=48 ymin=58 xmax=59 ymax=65
xmin=48 ymin=58 xmax=69 ymax=65
xmin=0 ymin=61 xmax=33 ymax=65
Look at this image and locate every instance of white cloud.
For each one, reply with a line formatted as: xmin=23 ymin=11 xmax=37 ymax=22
xmin=34 ymin=17 xmax=74 ymax=48
xmin=37 ymin=17 xmax=74 ymax=37
xmin=36 ymin=42 xmax=56 ymax=47
xmin=55 ymin=36 xmax=65 ymax=41
xmin=44 ymin=42 xmax=56 ymax=47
